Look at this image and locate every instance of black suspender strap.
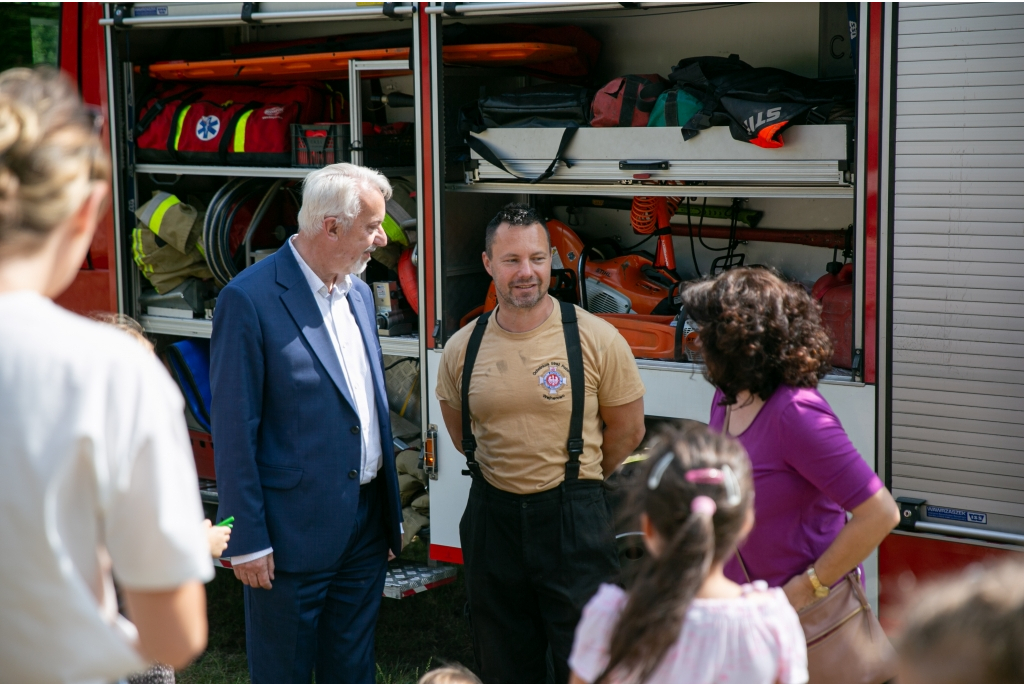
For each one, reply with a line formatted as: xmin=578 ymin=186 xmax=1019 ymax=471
xmin=459 ymin=302 xmax=587 ymax=484
xmin=460 ymin=311 xmax=491 ymax=480
xmin=560 ymin=301 xmax=585 ymax=480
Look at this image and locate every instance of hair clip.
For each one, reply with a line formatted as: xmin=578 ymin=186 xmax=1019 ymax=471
xmin=691 ymin=495 xmax=717 ymax=517
xmin=685 ymin=468 xmax=724 ymax=485
xmin=685 ymin=466 xmax=742 ymax=507
xmin=647 ymin=453 xmax=675 ymax=491
xmin=722 ymin=464 xmax=742 ymax=507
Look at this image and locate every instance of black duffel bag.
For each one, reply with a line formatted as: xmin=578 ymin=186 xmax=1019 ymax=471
xmin=478 ymin=83 xmax=593 ymax=128
xmin=669 ymin=54 xmax=853 ymax=148
xmin=459 ymin=84 xmax=592 ymax=183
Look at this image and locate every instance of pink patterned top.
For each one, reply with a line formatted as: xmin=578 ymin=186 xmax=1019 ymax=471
xmin=569 ymin=582 xmax=808 ymax=684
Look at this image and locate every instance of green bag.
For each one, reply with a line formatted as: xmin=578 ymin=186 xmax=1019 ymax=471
xmin=647 ymin=87 xmax=703 ymax=127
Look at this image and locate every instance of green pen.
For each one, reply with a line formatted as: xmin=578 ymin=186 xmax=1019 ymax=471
xmin=216 ymin=516 xmax=234 ymax=529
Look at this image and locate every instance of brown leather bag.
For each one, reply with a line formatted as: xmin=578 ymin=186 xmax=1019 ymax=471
xmin=798 ymin=569 xmax=898 ymax=683
xmin=725 ymin=407 xmax=898 ymax=683
xmin=736 ymin=554 xmax=896 ymax=683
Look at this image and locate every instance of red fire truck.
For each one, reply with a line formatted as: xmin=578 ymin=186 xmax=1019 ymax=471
xmin=45 ymin=1 xmax=1024 ymax=618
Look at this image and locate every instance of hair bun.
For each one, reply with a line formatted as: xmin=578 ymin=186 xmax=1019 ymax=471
xmin=0 ymin=68 xmax=108 ymax=249
xmin=0 ymin=100 xmax=23 ymax=157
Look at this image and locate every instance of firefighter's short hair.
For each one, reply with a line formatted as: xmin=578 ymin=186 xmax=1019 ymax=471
xmin=297 ymin=163 xmax=392 ymax=237
xmin=484 ymin=203 xmax=549 ymax=257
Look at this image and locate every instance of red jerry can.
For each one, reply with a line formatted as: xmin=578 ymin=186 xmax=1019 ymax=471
xmin=812 ymin=264 xmax=853 ymax=369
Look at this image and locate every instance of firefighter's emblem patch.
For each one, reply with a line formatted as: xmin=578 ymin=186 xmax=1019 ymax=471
xmin=196 ymin=115 xmax=221 ymax=141
xmin=539 ymin=366 xmax=567 ymax=395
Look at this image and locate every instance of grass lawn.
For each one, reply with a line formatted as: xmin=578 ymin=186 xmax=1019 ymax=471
xmin=177 ymin=539 xmax=477 ymax=684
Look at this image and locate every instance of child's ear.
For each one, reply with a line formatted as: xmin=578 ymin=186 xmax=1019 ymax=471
xmin=640 ymin=512 xmax=662 ymax=557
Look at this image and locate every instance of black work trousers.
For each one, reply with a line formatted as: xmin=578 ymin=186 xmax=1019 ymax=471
xmin=460 ymin=477 xmax=619 ymax=684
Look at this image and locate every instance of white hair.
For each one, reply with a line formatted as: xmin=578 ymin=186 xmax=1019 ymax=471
xmin=297 ymin=163 xmax=393 ymax=237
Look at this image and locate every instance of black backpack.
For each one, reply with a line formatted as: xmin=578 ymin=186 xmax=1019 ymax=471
xmin=669 ymin=54 xmax=854 ymax=147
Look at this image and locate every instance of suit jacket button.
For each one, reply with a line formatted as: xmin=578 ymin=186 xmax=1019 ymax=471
xmin=350 ymin=426 xmax=360 ymax=434
xmin=348 ymin=469 xmax=358 ymax=479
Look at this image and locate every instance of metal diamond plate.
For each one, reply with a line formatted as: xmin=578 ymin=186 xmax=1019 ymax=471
xmin=383 ymin=562 xmax=458 ymax=599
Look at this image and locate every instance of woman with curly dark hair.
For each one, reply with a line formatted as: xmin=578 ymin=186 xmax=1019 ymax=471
xmin=680 ymin=267 xmax=899 ymax=613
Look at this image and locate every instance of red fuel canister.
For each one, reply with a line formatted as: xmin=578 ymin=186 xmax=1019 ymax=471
xmin=812 ymin=264 xmax=853 ymax=369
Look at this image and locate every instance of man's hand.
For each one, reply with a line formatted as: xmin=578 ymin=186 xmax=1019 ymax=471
xmin=388 ymin=549 xmax=396 ymax=561
xmin=233 ymin=553 xmax=275 ymax=590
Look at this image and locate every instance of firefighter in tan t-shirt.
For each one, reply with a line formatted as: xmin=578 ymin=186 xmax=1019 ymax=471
xmin=436 ymin=204 xmax=646 ymax=684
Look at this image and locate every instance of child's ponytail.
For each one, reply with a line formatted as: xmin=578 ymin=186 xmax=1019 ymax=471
xmin=600 ymin=426 xmax=753 ymax=683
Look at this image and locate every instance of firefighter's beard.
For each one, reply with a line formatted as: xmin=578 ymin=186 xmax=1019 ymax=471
xmin=495 ymin=275 xmax=545 ymax=310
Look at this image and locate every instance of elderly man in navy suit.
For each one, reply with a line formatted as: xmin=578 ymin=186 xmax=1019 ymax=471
xmin=211 ymin=163 xmax=403 ymax=684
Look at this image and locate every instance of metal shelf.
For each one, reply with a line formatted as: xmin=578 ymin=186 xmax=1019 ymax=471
xmin=444 ymin=182 xmax=854 ymax=199
xmin=426 ymin=2 xmax=683 ymax=16
xmin=141 ymin=315 xmax=420 ymax=358
xmin=141 ymin=315 xmax=213 ymax=338
xmin=137 ymin=164 xmax=416 ymax=179
xmin=102 ymin=2 xmax=414 ymax=28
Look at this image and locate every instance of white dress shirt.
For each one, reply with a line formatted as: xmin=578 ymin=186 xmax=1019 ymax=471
xmin=231 ymin=239 xmax=383 ymax=566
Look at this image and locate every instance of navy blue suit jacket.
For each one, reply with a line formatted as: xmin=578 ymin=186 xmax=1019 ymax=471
xmin=210 ymin=245 xmax=403 ymax=573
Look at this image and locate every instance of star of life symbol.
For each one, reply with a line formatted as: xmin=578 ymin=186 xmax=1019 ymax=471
xmin=196 ymin=115 xmax=220 ymax=141
xmin=539 ymin=365 xmax=567 ymax=395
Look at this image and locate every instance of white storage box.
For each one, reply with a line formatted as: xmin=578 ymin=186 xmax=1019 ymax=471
xmin=468 ymin=125 xmax=849 ymax=185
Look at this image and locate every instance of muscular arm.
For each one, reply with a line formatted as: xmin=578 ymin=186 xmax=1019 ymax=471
xmin=122 ymin=582 xmax=207 ymax=670
xmin=783 ymin=487 xmax=901 ymax=610
xmin=439 ymin=400 xmax=465 ymax=455
xmin=598 ymin=397 xmax=645 ymax=478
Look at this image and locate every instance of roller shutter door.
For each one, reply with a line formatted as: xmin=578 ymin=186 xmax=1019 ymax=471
xmin=891 ymin=3 xmax=1024 ymax=534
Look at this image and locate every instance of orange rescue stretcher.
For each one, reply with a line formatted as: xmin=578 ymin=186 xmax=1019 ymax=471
xmin=148 ymin=43 xmax=578 ymax=81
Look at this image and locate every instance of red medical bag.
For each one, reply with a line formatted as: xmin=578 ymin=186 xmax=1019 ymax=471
xmin=135 ymin=83 xmax=333 ymax=166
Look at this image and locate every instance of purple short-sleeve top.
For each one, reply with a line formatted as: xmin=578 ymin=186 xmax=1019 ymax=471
xmin=710 ymin=385 xmax=883 ymax=588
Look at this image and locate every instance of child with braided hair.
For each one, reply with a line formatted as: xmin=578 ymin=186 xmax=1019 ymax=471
xmin=569 ymin=425 xmax=807 ymax=684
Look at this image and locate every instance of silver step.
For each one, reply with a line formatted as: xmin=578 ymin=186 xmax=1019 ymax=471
xmin=211 ymin=557 xmax=457 ymax=599
xmin=383 ymin=562 xmax=458 ymax=599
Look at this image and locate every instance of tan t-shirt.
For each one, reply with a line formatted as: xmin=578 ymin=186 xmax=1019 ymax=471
xmin=436 ymin=296 xmax=645 ymax=494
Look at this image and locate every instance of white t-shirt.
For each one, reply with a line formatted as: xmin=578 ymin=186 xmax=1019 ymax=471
xmin=0 ymin=292 xmax=215 ymax=683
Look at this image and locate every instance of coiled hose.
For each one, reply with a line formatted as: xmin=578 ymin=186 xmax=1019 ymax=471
xmin=203 ymin=178 xmax=284 ymax=286
xmin=629 ymin=195 xmax=682 ymax=235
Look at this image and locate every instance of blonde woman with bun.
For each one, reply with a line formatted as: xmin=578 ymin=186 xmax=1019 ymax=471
xmin=0 ymin=68 xmax=213 ymax=682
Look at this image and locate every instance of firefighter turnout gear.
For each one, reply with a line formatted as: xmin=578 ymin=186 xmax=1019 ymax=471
xmin=132 ymin=192 xmax=212 ymax=294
